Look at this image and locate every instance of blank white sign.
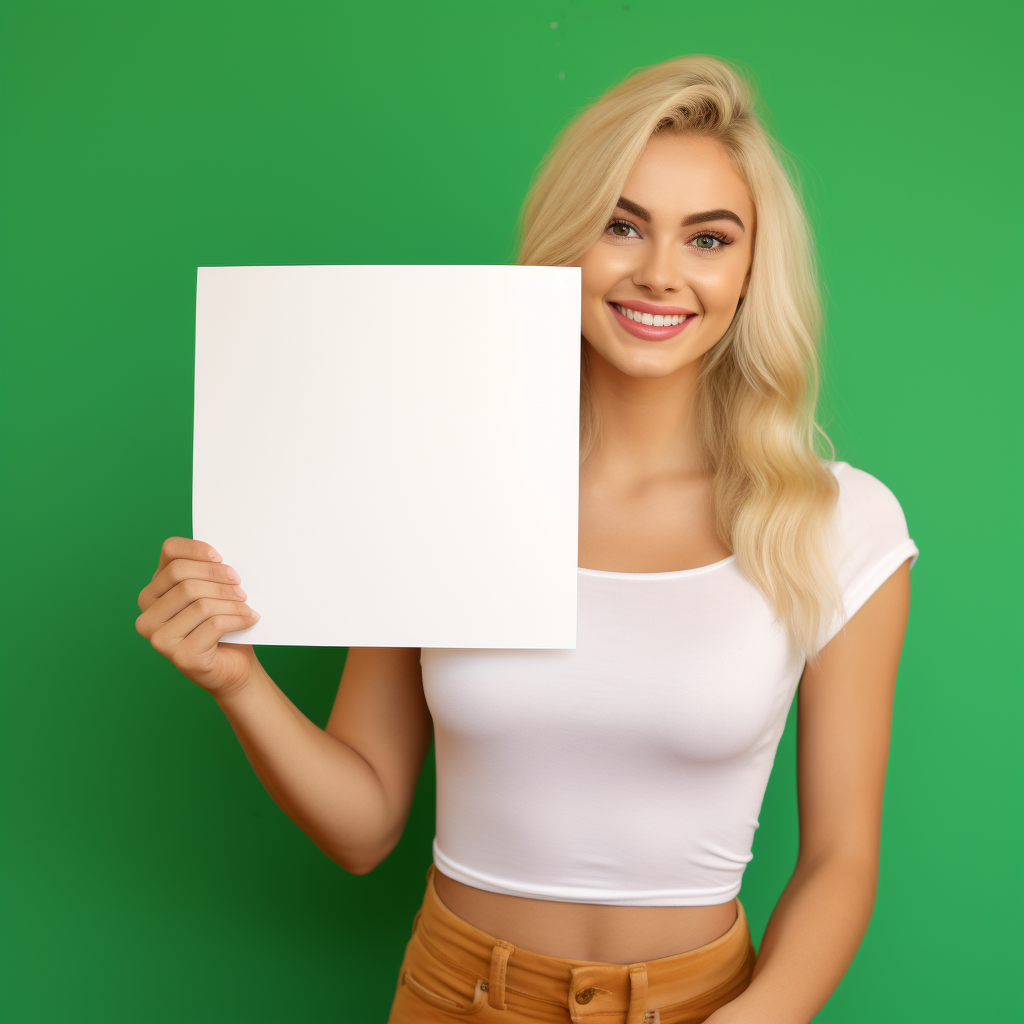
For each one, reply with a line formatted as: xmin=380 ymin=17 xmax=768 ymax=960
xmin=192 ymin=264 xmax=581 ymax=648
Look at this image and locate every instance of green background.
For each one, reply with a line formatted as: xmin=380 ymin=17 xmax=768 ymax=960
xmin=3 ymin=1 xmax=1021 ymax=1020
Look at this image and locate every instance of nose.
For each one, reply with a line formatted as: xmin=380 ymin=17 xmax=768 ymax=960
xmin=630 ymin=239 xmax=687 ymax=296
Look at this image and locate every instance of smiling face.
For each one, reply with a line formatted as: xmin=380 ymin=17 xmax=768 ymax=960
xmin=578 ymin=132 xmax=755 ymax=380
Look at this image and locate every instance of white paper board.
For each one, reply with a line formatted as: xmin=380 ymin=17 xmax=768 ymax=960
xmin=192 ymin=264 xmax=581 ymax=648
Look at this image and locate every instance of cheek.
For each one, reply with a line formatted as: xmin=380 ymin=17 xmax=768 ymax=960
xmin=579 ymin=259 xmax=620 ymax=336
xmin=579 ymin=249 xmax=625 ymax=297
xmin=580 ymin=300 xmax=608 ymax=347
xmin=690 ymin=266 xmax=746 ymax=315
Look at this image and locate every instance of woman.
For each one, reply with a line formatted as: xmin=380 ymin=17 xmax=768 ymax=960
xmin=136 ymin=55 xmax=919 ymax=1023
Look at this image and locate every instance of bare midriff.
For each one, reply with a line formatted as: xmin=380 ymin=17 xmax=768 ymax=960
xmin=432 ymin=867 xmax=739 ymax=964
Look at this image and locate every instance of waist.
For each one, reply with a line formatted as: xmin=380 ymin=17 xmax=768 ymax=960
xmin=432 ymin=865 xmax=744 ymax=964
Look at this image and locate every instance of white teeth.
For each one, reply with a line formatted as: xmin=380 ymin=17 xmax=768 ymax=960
xmin=614 ymin=304 xmax=690 ymax=326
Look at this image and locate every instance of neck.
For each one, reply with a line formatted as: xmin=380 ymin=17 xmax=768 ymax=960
xmin=581 ymin=342 xmax=706 ymax=486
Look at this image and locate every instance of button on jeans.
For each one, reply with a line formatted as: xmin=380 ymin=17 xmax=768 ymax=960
xmin=387 ymin=864 xmax=757 ymax=1023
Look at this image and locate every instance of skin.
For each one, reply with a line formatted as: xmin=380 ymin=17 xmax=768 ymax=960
xmin=433 ymin=133 xmax=756 ymax=960
xmin=137 ymin=131 xmax=912 ymax=1021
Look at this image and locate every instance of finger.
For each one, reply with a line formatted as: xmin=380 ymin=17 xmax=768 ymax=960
xmin=139 ymin=537 xmax=227 ymax=613
xmin=149 ymin=597 xmax=260 ymax=661
xmin=172 ymin=614 xmax=258 ymax=678
xmin=136 ymin=578 xmax=248 ymax=638
xmin=154 ymin=536 xmax=223 ymax=578
xmin=145 ymin=556 xmax=243 ymax=608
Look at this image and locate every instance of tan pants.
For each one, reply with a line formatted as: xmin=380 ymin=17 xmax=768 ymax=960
xmin=387 ymin=864 xmax=757 ymax=1023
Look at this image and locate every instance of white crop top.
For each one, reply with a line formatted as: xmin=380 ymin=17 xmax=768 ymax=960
xmin=421 ymin=460 xmax=920 ymax=907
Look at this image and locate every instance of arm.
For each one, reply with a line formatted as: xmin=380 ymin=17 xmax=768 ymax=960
xmin=136 ymin=538 xmax=433 ymax=876
xmin=214 ymin=646 xmax=433 ymax=875
xmin=709 ymin=557 xmax=913 ymax=1023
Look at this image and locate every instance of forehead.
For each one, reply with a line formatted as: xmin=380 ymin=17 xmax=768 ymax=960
xmin=620 ymin=134 xmax=753 ymax=223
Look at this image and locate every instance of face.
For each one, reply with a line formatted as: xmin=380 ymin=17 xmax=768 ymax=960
xmin=578 ymin=133 xmax=755 ymax=380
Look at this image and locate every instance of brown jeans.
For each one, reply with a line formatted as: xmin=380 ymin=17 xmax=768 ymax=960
xmin=387 ymin=864 xmax=757 ymax=1023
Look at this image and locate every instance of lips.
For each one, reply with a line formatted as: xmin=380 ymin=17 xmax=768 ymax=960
xmin=607 ymin=301 xmax=697 ymax=341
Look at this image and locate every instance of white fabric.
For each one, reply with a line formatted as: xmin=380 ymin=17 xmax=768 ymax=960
xmin=421 ymin=460 xmax=919 ymax=906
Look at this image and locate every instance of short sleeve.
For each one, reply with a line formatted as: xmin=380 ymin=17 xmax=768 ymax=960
xmin=818 ymin=461 xmax=920 ymax=650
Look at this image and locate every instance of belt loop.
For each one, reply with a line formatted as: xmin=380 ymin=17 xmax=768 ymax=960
xmin=626 ymin=963 xmax=649 ymax=1024
xmin=487 ymin=940 xmax=514 ymax=1009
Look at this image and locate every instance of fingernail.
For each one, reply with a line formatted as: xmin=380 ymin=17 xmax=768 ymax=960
xmin=208 ymin=550 xmax=222 ymax=562
xmin=227 ymin=569 xmax=241 ymax=582
xmin=234 ymin=586 xmax=247 ymax=599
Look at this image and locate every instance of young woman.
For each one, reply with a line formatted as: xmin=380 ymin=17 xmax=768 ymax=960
xmin=136 ymin=55 xmax=919 ymax=1024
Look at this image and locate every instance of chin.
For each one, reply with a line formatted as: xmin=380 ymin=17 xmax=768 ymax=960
xmin=608 ymin=350 xmax=691 ymax=378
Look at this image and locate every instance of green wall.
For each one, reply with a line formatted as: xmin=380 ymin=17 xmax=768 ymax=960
xmin=3 ymin=1 xmax=1020 ymax=1020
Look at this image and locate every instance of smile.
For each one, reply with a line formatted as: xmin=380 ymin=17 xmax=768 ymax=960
xmin=607 ymin=301 xmax=697 ymax=340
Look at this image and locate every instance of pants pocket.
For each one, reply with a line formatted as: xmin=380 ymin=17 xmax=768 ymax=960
xmin=400 ymin=967 xmax=488 ymax=1015
xmin=389 ymin=929 xmax=488 ymax=1021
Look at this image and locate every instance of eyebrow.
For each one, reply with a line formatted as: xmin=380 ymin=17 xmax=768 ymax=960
xmin=615 ymin=196 xmax=746 ymax=232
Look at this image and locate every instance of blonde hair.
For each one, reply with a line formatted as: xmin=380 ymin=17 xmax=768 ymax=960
xmin=514 ymin=54 xmax=844 ymax=664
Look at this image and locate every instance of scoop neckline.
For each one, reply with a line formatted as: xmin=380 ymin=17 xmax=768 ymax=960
xmin=576 ymin=461 xmax=847 ymax=579
xmin=577 ymin=554 xmax=737 ymax=579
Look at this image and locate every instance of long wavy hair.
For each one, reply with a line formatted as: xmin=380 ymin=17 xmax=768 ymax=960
xmin=514 ymin=54 xmax=844 ymax=663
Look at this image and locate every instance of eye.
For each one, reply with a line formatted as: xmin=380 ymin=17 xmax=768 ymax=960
xmin=606 ymin=218 xmax=641 ymax=239
xmin=606 ymin=220 xmax=735 ymax=252
xmin=689 ymin=230 xmax=732 ymax=252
